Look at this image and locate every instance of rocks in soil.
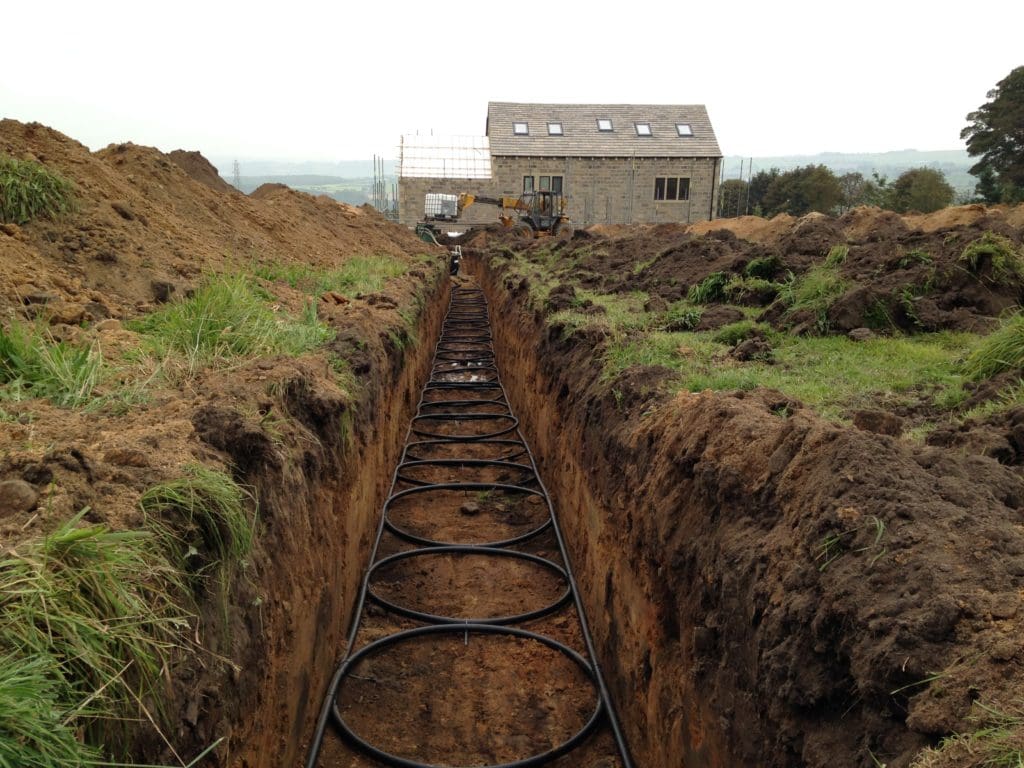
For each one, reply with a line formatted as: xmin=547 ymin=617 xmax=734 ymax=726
xmin=847 ymin=327 xmax=875 ymax=341
xmin=852 ymin=409 xmax=906 ymax=437
xmin=151 ymin=280 xmax=176 ymax=303
xmin=459 ymin=502 xmax=480 ymax=516
xmin=0 ymin=479 xmax=39 ymax=517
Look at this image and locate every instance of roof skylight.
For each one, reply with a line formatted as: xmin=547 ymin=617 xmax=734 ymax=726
xmin=635 ymin=122 xmax=652 ymax=136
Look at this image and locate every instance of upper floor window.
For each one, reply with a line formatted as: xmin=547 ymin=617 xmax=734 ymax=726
xmin=635 ymin=122 xmax=652 ymax=137
xmin=513 ymin=122 xmax=529 ymax=135
xmin=676 ymin=123 xmax=693 ymax=136
xmin=547 ymin=122 xmax=563 ymax=135
xmin=597 ymin=118 xmax=613 ymax=132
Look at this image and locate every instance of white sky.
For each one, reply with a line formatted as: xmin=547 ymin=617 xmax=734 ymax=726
xmin=1 ymin=0 xmax=1021 ymax=163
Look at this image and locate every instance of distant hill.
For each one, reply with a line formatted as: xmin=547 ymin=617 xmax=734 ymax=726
xmin=723 ymin=149 xmax=976 ymax=197
xmin=210 ymin=159 xmax=395 ymax=178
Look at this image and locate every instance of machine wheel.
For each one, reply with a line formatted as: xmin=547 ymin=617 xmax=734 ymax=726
xmin=553 ymin=219 xmax=575 ymax=242
xmin=513 ymin=223 xmax=534 ymax=241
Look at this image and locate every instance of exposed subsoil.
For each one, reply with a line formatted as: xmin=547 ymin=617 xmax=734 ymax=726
xmin=468 ymin=212 xmax=1024 ymax=768
xmin=313 ymin=282 xmax=625 ymax=767
xmin=0 ymin=119 xmax=450 ymax=764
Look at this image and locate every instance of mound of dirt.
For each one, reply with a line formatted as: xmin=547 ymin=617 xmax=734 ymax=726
xmin=1 ymin=118 xmax=446 ymax=764
xmin=0 ymin=120 xmax=431 ymax=321
xmin=167 ymin=149 xmax=236 ymax=194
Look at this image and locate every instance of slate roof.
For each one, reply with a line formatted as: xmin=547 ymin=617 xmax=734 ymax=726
xmin=486 ymin=102 xmax=721 ymax=158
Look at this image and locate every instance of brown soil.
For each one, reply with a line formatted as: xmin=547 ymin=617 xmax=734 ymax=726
xmin=526 ymin=204 xmax=1024 ymax=337
xmin=470 ymin=236 xmax=1024 ymax=768
xmin=313 ymin=282 xmax=624 ymax=767
xmin=0 ymin=119 xmax=449 ymax=764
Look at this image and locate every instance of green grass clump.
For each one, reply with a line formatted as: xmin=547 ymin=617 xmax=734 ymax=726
xmin=911 ymin=701 xmax=1024 ymax=768
xmin=959 ymin=232 xmax=1024 ymax=284
xmin=254 ymin=254 xmax=407 ymax=298
xmin=725 ymin=276 xmax=780 ymax=305
xmin=898 ymin=249 xmax=933 ymax=268
xmin=687 ymin=272 xmax=730 ymax=304
xmin=0 ymin=156 xmax=75 ymax=225
xmin=744 ymin=255 xmax=780 ymax=279
xmin=780 ymin=263 xmax=850 ymax=332
xmin=0 ymin=652 xmax=100 ymax=767
xmin=0 ymin=320 xmax=102 ymax=406
xmin=660 ymin=302 xmax=702 ymax=331
xmin=712 ymin=320 xmax=762 ymax=346
xmin=140 ymin=464 xmax=254 ymax=578
xmin=824 ymin=244 xmax=849 ymax=267
xmin=0 ymin=510 xmax=190 ymax=751
xmin=130 ymin=274 xmax=332 ymax=373
xmin=962 ymin=311 xmax=1024 ymax=381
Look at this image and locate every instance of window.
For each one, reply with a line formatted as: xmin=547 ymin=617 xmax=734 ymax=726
xmin=654 ymin=177 xmax=690 ymax=201
xmin=547 ymin=122 xmax=563 ymax=135
xmin=551 ymin=176 xmax=563 ymax=194
xmin=635 ymin=122 xmax=652 ymax=136
xmin=597 ymin=118 xmax=613 ymax=132
xmin=523 ymin=175 xmax=535 ymax=193
xmin=676 ymin=123 xmax=693 ymax=136
xmin=539 ymin=175 xmax=550 ymax=191
xmin=513 ymin=122 xmax=529 ymax=135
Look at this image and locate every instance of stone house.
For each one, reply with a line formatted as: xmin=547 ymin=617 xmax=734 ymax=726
xmin=398 ymin=102 xmax=722 ymax=228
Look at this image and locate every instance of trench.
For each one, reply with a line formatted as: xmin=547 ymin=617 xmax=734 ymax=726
xmin=303 ymin=280 xmax=634 ymax=767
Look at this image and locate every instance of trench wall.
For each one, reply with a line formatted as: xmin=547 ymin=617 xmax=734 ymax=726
xmin=469 ymin=256 xmax=732 ymax=767
xmin=219 ymin=269 xmax=451 ymax=767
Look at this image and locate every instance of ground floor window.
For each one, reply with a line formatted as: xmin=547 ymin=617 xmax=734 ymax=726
xmin=523 ymin=175 xmax=534 ymax=193
xmin=654 ymin=177 xmax=690 ymax=201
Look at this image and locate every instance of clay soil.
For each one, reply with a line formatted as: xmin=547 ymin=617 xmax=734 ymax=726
xmin=314 ymin=285 xmax=623 ymax=767
xmin=468 ymin=208 xmax=1024 ymax=768
xmin=0 ymin=119 xmax=448 ymax=764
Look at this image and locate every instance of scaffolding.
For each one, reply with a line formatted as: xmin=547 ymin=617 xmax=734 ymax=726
xmin=398 ymin=134 xmax=492 ymax=179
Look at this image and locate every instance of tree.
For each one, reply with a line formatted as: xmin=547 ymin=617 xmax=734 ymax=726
xmin=717 ymin=179 xmax=749 ymax=218
xmin=962 ymin=66 xmax=1024 ymax=203
xmin=747 ymin=168 xmax=779 ymax=215
xmin=761 ymin=165 xmax=843 ymax=217
xmin=838 ymin=172 xmax=867 ymax=212
xmin=889 ymin=168 xmax=955 ymax=213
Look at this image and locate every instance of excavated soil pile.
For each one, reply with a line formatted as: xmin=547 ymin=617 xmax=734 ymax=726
xmin=542 ymin=206 xmax=1024 ymax=335
xmin=0 ymin=119 xmax=447 ymax=765
xmin=468 ymin=208 xmax=1024 ymax=768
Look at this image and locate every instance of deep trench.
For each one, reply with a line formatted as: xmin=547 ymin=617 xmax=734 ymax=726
xmin=244 ymin=262 xmax=723 ymax=767
xmin=302 ymin=279 xmax=634 ymax=767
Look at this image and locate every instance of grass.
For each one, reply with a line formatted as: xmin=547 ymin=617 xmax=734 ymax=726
xmin=604 ymin=329 xmax=975 ymax=422
xmin=959 ymin=233 xmax=1024 ymax=285
xmin=687 ymin=272 xmax=730 ymax=304
xmin=139 ymin=464 xmax=254 ymax=580
xmin=0 ymin=510 xmax=191 ymax=754
xmin=963 ymin=311 xmax=1024 ymax=381
xmin=744 ymin=255 xmax=780 ymax=279
xmin=911 ymin=700 xmax=1024 ymax=768
xmin=0 ymin=155 xmax=75 ymax=225
xmin=253 ymin=254 xmax=407 ymax=298
xmin=780 ymin=263 xmax=850 ymax=332
xmin=130 ymin=274 xmax=332 ymax=374
xmin=0 ymin=652 xmax=100 ymax=767
xmin=0 ymin=319 xmax=103 ymax=406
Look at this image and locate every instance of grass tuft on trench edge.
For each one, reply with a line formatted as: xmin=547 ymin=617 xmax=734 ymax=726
xmin=129 ymin=274 xmax=333 ymax=374
xmin=0 ymin=509 xmax=192 ymax=761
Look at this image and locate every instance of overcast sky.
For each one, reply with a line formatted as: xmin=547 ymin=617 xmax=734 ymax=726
xmin=2 ymin=1 xmax=1021 ymax=164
